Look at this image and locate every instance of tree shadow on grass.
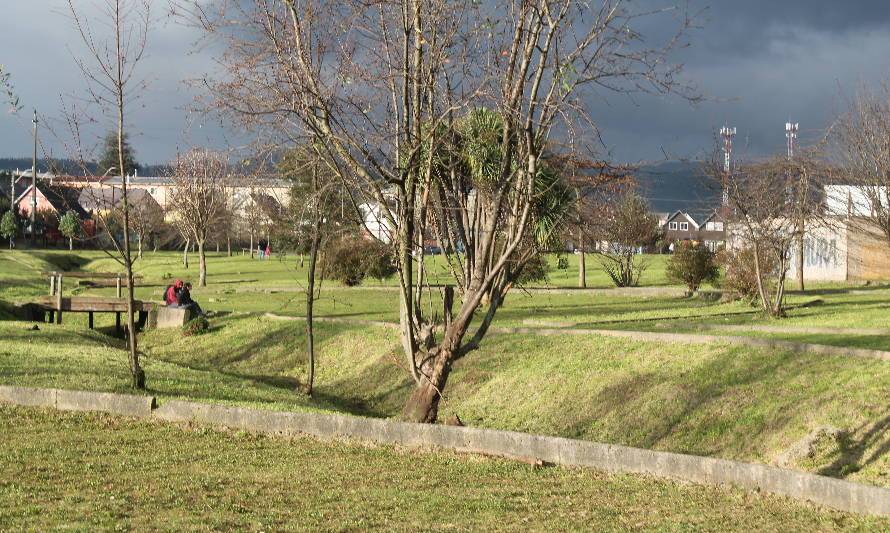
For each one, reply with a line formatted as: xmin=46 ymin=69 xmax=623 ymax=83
xmin=817 ymin=413 xmax=890 ymax=479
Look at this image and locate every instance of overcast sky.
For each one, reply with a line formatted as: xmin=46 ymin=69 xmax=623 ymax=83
xmin=1 ymin=1 xmax=889 ymax=165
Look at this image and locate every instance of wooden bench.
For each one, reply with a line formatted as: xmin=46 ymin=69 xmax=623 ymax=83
xmin=42 ymin=271 xmax=144 ymax=298
xmin=30 ymin=271 xmax=150 ymax=334
xmin=25 ymin=296 xmax=158 ymax=334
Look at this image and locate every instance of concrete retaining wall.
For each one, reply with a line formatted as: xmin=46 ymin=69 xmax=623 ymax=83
xmin=2 ymin=385 xmax=888 ymax=516
xmin=154 ymin=399 xmax=889 ymax=516
xmin=0 ymin=385 xmax=155 ymax=417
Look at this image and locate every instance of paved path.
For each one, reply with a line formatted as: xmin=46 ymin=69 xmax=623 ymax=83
xmin=263 ymin=313 xmax=890 ymax=362
xmin=696 ymin=324 xmax=890 ymax=336
xmin=242 ymin=285 xmax=694 ymax=297
xmin=488 ymin=326 xmax=890 ymax=362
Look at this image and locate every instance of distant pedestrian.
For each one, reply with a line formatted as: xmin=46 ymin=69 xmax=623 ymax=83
xmin=265 ymin=243 xmax=271 ymax=260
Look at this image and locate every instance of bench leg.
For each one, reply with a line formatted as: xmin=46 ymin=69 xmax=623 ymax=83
xmin=56 ymin=310 xmax=62 ymax=325
xmin=88 ymin=312 xmax=94 ymax=330
xmin=115 ymin=312 xmax=121 ymax=335
xmin=48 ymin=311 xmax=54 ymax=323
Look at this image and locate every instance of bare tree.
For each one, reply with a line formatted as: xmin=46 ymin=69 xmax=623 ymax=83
xmin=565 ymin=160 xmax=635 ymax=287
xmin=183 ymin=0 xmax=698 ymax=422
xmin=170 ymin=149 xmax=229 ymax=287
xmin=278 ymin=143 xmax=353 ymax=396
xmin=66 ymin=0 xmax=151 ymax=389
xmin=593 ymin=192 xmax=660 ymax=287
xmin=830 ymin=84 xmax=890 ymax=247
xmin=720 ymin=155 xmax=824 ymax=317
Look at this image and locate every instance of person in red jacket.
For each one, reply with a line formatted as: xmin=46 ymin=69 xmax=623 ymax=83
xmin=164 ymin=280 xmax=183 ymax=305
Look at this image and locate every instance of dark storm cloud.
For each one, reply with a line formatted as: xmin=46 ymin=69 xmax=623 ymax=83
xmin=0 ymin=1 xmax=888 ymax=164
xmin=589 ymin=0 xmax=890 ymax=162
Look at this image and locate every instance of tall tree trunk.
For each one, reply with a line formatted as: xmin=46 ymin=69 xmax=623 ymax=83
xmin=118 ymin=106 xmax=143 ymax=389
xmin=751 ymin=239 xmax=771 ymax=314
xmin=401 ymin=346 xmax=455 ymax=423
xmin=305 ymin=226 xmax=321 ymax=396
xmin=578 ymin=231 xmax=586 ymax=288
xmin=137 ymin=234 xmax=143 ymax=259
xmin=227 ymin=235 xmax=231 ymax=257
xmin=249 ymin=231 xmax=254 ymax=258
xmin=198 ymin=240 xmax=207 ymax=287
xmin=797 ymin=225 xmax=805 ymax=291
xmin=183 ymin=238 xmax=190 ymax=268
xmin=68 ymin=236 xmax=73 ymax=251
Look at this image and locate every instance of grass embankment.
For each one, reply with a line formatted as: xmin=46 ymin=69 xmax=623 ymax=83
xmin=1 ymin=405 xmax=885 ymax=531
xmin=1 ymin=311 xmax=887 ymax=488
xmin=1 ymin=250 xmax=888 ymax=488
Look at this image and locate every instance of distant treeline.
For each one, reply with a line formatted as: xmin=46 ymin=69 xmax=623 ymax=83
xmin=0 ymin=158 xmax=169 ymax=176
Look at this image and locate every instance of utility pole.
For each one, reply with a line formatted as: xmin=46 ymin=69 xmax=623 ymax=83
xmin=30 ymin=109 xmax=38 ymax=243
xmin=720 ymin=126 xmax=736 ymax=206
xmin=787 ymin=121 xmax=805 ymax=291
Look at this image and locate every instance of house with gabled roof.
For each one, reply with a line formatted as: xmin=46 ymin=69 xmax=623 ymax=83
xmin=15 ymin=180 xmax=89 ymax=220
xmin=662 ymin=211 xmax=699 ymax=243
xmin=698 ymin=210 xmax=727 ymax=252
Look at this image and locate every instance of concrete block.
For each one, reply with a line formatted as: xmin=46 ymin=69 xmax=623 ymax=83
xmin=0 ymin=385 xmax=57 ymax=408
xmin=149 ymin=306 xmax=192 ymax=329
xmin=55 ymin=389 xmax=155 ymax=417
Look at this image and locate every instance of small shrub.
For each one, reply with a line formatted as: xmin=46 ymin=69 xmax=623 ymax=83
xmin=182 ymin=316 xmax=209 ymax=336
xmin=556 ymin=255 xmax=569 ymax=270
xmin=666 ymin=241 xmax=720 ymax=292
xmin=323 ymin=237 xmax=395 ymax=286
xmin=364 ymin=243 xmax=398 ymax=281
xmin=161 ymin=272 xmax=173 ymax=280
xmin=718 ymin=245 xmax=778 ymax=303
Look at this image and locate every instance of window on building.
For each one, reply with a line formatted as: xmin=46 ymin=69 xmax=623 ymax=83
xmin=714 ymin=222 xmax=724 ymax=231
xmin=669 ymin=221 xmax=678 ymax=230
xmin=679 ymin=222 xmax=689 ymax=231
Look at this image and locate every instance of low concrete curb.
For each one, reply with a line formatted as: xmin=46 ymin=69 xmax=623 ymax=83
xmin=153 ymin=399 xmax=889 ymax=516
xmin=0 ymin=385 xmax=57 ymax=408
xmin=2 ymin=386 xmax=888 ymax=516
xmin=56 ymin=389 xmax=155 ymax=417
xmin=489 ymin=327 xmax=890 ymax=362
xmin=0 ymin=385 xmax=155 ymax=417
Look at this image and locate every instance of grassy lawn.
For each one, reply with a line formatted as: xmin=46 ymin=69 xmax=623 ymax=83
xmin=1 ymin=311 xmax=887 ymax=488
xmin=1 ymin=249 xmax=888 ymax=491
xmin=1 ymin=405 xmax=885 ymax=531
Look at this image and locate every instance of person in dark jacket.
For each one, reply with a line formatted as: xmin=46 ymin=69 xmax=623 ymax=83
xmin=177 ymin=282 xmax=204 ymax=316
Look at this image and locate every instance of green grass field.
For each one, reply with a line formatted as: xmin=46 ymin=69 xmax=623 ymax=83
xmin=1 ymin=248 xmax=889 ymax=527
xmin=2 ymin=405 xmax=885 ymax=531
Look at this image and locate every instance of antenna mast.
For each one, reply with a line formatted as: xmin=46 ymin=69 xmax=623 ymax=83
xmin=719 ymin=125 xmax=736 ymax=205
xmin=785 ymin=122 xmax=799 ymax=159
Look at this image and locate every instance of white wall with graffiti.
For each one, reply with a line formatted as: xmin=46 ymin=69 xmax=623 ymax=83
xmin=788 ymin=221 xmax=848 ymax=281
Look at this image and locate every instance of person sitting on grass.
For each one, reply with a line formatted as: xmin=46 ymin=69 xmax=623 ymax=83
xmin=176 ymin=282 xmax=205 ymax=316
